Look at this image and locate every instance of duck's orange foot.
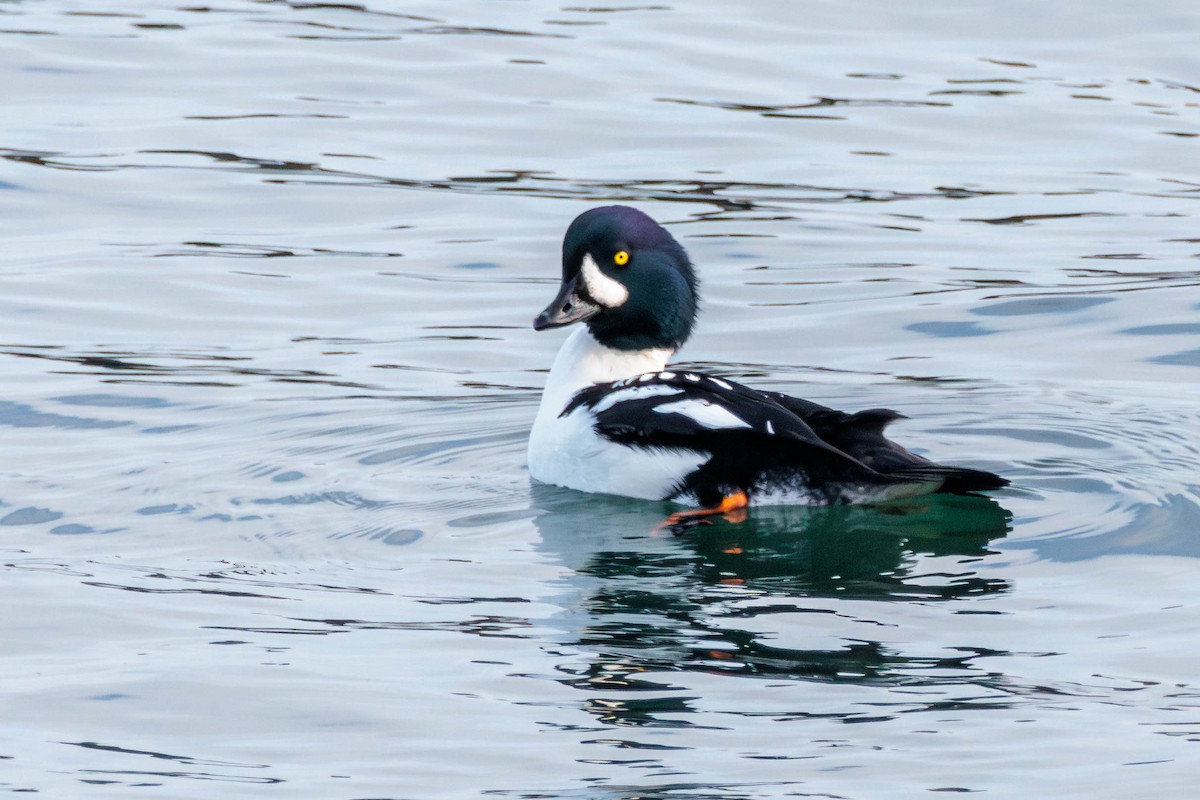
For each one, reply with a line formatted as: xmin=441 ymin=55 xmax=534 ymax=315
xmin=655 ymin=491 xmax=750 ymax=532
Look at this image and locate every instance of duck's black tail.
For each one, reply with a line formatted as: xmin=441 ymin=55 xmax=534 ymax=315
xmin=753 ymin=393 xmax=1009 ymax=497
xmin=889 ymin=464 xmax=1009 ymax=495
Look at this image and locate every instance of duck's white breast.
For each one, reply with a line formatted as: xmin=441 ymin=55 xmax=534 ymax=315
xmin=529 ymin=403 xmax=707 ymax=501
xmin=528 ymin=328 xmax=707 ymax=501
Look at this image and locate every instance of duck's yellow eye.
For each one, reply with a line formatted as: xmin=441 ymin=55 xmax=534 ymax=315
xmin=613 ymin=250 xmax=630 ymax=267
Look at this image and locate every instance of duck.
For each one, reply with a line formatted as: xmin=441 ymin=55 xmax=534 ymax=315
xmin=528 ymin=205 xmax=1007 ymax=522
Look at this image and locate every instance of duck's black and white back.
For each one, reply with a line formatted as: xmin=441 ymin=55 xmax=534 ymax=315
xmin=528 ymin=205 xmax=1007 ymax=508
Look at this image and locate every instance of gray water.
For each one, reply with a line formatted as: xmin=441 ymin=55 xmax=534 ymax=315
xmin=3 ymin=1 xmax=1200 ymax=797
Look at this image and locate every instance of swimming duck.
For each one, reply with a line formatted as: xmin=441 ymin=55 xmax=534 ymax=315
xmin=528 ymin=205 xmax=1006 ymax=521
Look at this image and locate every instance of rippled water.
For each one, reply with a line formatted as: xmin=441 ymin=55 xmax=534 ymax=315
xmin=3 ymin=1 xmax=1199 ymax=797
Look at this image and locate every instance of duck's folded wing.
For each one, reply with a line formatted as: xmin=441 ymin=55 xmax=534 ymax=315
xmin=565 ymin=374 xmax=1007 ymax=497
xmin=757 ymin=390 xmax=917 ymax=471
xmin=760 ymin=390 xmax=1008 ymax=491
xmin=564 ymin=374 xmax=890 ymax=484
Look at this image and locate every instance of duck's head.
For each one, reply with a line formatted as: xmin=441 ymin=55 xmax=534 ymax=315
xmin=533 ymin=205 xmax=699 ymax=352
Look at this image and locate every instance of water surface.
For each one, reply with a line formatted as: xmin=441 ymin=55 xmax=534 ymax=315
xmin=2 ymin=1 xmax=1199 ymax=797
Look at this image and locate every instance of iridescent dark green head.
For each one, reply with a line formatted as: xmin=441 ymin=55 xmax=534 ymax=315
xmin=533 ymin=206 xmax=699 ymax=352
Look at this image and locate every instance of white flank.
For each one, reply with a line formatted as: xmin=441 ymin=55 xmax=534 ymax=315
xmin=531 ymin=404 xmax=707 ymax=500
xmin=579 ymin=253 xmax=628 ymax=308
xmin=753 ymin=478 xmax=940 ymax=506
xmin=653 ymin=399 xmax=750 ymax=430
xmin=839 ymin=480 xmax=940 ymax=505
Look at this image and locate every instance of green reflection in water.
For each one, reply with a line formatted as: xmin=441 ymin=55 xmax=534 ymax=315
xmin=532 ymin=488 xmax=1014 ymax=727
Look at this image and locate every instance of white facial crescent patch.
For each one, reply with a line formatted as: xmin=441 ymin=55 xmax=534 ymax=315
xmin=579 ymin=253 xmax=629 ymax=308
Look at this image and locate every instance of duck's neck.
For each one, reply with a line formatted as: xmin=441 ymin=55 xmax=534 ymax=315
xmin=536 ymin=327 xmax=674 ymax=418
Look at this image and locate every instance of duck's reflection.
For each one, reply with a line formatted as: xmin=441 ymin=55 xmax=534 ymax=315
xmin=530 ymin=486 xmax=1012 ymax=725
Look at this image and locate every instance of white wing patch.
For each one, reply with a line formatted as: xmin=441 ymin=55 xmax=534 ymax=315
xmin=654 ymin=398 xmax=751 ymax=430
xmin=766 ymin=420 xmax=775 ymax=435
xmin=591 ymin=383 xmax=683 ymax=413
xmin=580 ymin=253 xmax=629 ymax=308
xmin=708 ymin=377 xmax=733 ymax=391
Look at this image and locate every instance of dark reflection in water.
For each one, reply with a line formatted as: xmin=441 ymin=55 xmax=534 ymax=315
xmin=530 ymin=486 xmax=1012 ymax=728
xmin=2 ymin=345 xmax=386 ymax=390
xmin=0 ymin=147 xmax=1029 ymax=213
xmin=484 ymin=781 xmax=801 ymax=800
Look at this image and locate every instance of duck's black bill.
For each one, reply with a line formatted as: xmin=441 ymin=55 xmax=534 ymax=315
xmin=533 ymin=277 xmax=602 ymax=331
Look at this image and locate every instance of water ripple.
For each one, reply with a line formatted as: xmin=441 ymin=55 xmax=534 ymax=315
xmin=9 ymin=147 xmax=1166 ymax=215
xmin=4 ymin=1 xmax=1199 ymax=794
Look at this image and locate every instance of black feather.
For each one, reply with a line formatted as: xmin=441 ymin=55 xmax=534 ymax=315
xmin=565 ymin=372 xmax=1007 ymax=505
